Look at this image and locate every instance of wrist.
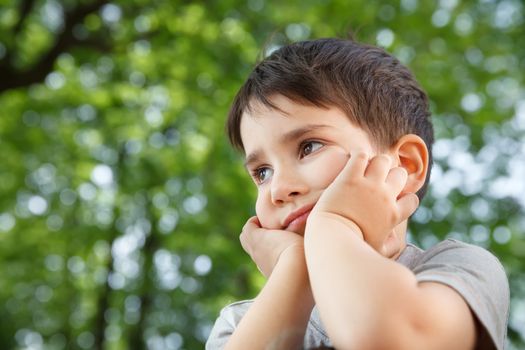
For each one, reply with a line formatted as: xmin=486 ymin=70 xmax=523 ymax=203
xmin=277 ymin=243 xmax=305 ymax=264
xmin=258 ymin=243 xmax=306 ymax=279
xmin=306 ymin=211 xmax=364 ymax=240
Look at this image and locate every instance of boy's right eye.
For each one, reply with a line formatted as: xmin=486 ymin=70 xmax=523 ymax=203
xmin=252 ymin=167 xmax=273 ymax=184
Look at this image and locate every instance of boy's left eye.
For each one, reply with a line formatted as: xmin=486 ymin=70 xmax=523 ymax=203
xmin=300 ymin=141 xmax=324 ymax=157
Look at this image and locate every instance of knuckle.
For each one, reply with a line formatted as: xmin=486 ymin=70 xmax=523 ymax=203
xmin=370 ymin=154 xmax=387 ymax=165
xmin=346 ymin=177 xmax=361 ymax=186
xmin=377 ymin=154 xmax=390 ymax=162
xmin=239 ymin=230 xmax=248 ymax=241
xmin=354 ymin=150 xmax=369 ymax=160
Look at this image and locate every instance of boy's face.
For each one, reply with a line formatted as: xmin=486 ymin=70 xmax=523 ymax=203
xmin=240 ymin=95 xmax=379 ymax=235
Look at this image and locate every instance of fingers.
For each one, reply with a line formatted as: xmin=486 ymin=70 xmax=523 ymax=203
xmin=337 ymin=150 xmax=369 ymax=181
xmin=396 ymin=192 xmax=419 ymax=222
xmin=385 ymin=166 xmax=408 ymax=196
xmin=240 ymin=216 xmax=260 ymax=253
xmin=364 ymin=154 xmax=391 ymax=181
xmin=338 ymin=152 xmax=405 ymax=187
xmin=242 ymin=216 xmax=261 ymax=232
xmin=238 ymin=216 xmax=305 ymax=278
xmin=365 ymin=156 xmax=409 ymax=198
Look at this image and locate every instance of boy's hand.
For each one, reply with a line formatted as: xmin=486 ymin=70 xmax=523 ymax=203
xmin=240 ymin=217 xmax=304 ymax=278
xmin=311 ymin=151 xmax=419 ymax=255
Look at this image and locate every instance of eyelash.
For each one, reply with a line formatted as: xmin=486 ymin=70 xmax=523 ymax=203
xmin=250 ymin=140 xmax=325 ymax=185
xmin=251 ymin=167 xmax=271 ymax=185
xmin=299 ymin=140 xmax=324 ymax=157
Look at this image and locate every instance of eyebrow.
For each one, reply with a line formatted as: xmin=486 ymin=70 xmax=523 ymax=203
xmin=243 ymin=124 xmax=330 ymax=168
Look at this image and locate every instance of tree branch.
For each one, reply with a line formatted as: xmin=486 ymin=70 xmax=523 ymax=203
xmin=13 ymin=0 xmax=37 ymax=35
xmin=0 ymin=0 xmax=110 ymax=94
xmin=0 ymin=0 xmax=36 ymax=70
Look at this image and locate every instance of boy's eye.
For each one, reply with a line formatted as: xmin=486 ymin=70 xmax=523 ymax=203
xmin=253 ymin=167 xmax=273 ymax=184
xmin=300 ymin=141 xmax=324 ymax=157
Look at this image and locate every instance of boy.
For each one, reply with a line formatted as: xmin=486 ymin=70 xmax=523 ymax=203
xmin=206 ymin=38 xmax=509 ymax=350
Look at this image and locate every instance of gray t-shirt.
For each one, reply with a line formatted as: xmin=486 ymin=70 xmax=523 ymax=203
xmin=206 ymin=239 xmax=510 ymax=350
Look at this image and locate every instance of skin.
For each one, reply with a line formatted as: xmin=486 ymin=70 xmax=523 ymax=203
xmin=226 ymin=95 xmax=477 ymax=350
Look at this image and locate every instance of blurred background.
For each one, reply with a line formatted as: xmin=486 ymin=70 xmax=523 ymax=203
xmin=0 ymin=0 xmax=524 ymax=349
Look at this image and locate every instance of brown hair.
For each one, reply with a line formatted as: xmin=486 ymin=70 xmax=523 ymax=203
xmin=227 ymin=38 xmax=434 ymax=199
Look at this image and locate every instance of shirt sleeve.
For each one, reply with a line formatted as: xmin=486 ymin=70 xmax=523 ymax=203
xmin=205 ymin=300 xmax=253 ymax=350
xmin=412 ymin=239 xmax=510 ymax=350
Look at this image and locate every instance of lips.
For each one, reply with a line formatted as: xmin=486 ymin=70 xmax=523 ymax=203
xmin=282 ymin=204 xmax=315 ymax=231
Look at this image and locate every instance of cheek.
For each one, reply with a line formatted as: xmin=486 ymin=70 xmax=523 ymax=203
xmin=254 ymin=191 xmax=277 ymax=229
xmin=312 ymin=150 xmax=350 ymax=188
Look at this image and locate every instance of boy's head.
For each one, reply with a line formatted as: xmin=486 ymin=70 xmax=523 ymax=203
xmin=227 ymin=38 xmax=434 ymax=234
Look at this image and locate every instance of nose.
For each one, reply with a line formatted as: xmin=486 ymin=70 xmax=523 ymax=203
xmin=270 ymin=168 xmax=308 ymax=205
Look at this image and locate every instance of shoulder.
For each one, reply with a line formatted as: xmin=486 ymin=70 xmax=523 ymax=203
xmin=214 ymin=299 xmax=254 ymax=328
xmin=413 ymin=238 xmax=510 ymax=314
xmin=218 ymin=299 xmax=254 ymax=320
xmin=206 ymin=300 xmax=254 ymax=350
xmin=409 ymin=239 xmax=510 ymax=350
xmin=414 ymin=239 xmax=508 ymax=283
xmin=206 ymin=300 xmax=332 ymax=349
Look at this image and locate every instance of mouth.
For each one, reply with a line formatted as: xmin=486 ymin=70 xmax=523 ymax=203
xmin=283 ymin=204 xmax=315 ymax=233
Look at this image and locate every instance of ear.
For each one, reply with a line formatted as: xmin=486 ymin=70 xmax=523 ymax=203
xmin=389 ymin=134 xmax=429 ymax=195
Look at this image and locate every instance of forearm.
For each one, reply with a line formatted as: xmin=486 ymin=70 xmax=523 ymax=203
xmin=304 ymin=214 xmax=419 ymax=349
xmin=225 ymin=246 xmax=315 ymax=350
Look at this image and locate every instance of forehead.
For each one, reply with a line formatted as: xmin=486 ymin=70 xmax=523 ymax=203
xmin=239 ymin=96 xmax=328 ymax=144
xmin=239 ymin=95 xmax=374 ymax=158
xmin=240 ymin=93 xmax=349 ymax=129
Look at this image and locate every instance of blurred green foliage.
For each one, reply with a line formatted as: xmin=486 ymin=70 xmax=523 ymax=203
xmin=0 ymin=0 xmax=524 ymax=349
